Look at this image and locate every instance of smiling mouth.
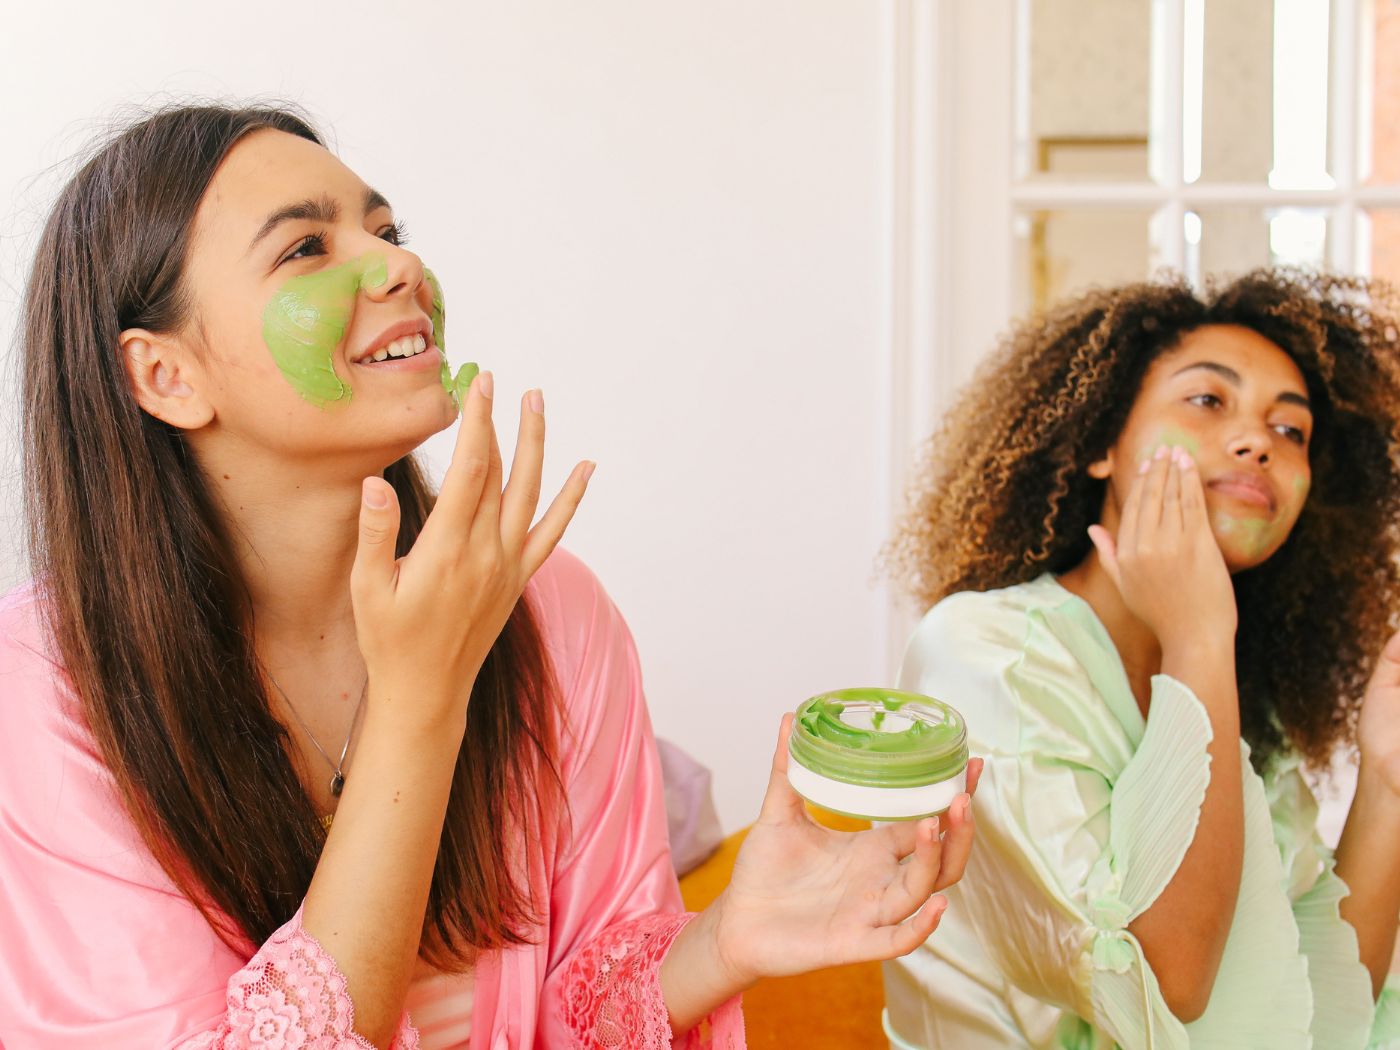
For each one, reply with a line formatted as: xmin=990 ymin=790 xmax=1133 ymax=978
xmin=361 ymin=333 xmax=431 ymax=363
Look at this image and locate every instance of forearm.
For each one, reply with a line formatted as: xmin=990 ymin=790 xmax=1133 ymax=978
xmin=1334 ymin=762 xmax=1400 ymax=998
xmin=301 ymin=687 xmax=467 ymax=1048
xmin=658 ymin=898 xmax=751 ymax=1036
xmin=1128 ymin=639 xmax=1243 ymax=1022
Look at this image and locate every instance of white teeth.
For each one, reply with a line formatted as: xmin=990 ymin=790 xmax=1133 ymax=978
xmin=365 ymin=333 xmax=427 ymax=363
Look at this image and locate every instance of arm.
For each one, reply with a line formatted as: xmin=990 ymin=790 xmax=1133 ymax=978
xmin=539 ymin=552 xmax=978 ymax=1047
xmin=0 ymin=380 xmax=590 ymax=1050
xmin=535 ymin=552 xmax=745 ymax=1048
xmin=309 ymin=378 xmax=589 ymax=1046
xmin=660 ymin=724 xmax=979 ymax=1033
xmin=1333 ymin=627 xmax=1400 ymax=997
xmin=1089 ymin=446 xmax=1243 ymax=1021
xmin=1128 ymin=636 xmax=1242 ymax=1021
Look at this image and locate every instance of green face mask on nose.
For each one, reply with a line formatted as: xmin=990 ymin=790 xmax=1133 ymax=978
xmin=263 ymin=255 xmax=480 ymax=409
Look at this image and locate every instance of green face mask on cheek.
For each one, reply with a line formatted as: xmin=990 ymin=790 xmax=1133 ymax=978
xmin=263 ymin=255 xmax=479 ymax=409
xmin=423 ymin=266 xmax=478 ymax=407
xmin=261 ymin=254 xmax=389 ymax=406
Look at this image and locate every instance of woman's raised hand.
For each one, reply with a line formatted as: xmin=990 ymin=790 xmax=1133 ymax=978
xmin=1088 ymin=445 xmax=1237 ymax=649
xmin=706 ymin=715 xmax=983 ymax=985
xmin=350 ymin=374 xmax=592 ymax=732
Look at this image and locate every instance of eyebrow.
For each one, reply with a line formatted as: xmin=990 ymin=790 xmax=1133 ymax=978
xmin=247 ymin=186 xmax=393 ymax=254
xmin=1171 ymin=360 xmax=1312 ymax=411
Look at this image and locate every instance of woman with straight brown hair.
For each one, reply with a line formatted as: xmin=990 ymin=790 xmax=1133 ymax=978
xmin=0 ymin=104 xmax=979 ymax=1049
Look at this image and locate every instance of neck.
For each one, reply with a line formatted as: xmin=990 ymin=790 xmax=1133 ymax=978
xmin=1058 ymin=549 xmax=1162 ymax=703
xmin=197 ymin=437 xmax=372 ymax=659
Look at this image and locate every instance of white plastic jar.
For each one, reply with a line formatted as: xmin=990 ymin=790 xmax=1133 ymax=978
xmin=786 ymin=687 xmax=969 ymax=821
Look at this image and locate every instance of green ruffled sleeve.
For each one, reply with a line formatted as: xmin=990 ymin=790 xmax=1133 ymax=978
xmin=1267 ymin=759 xmax=1400 ymax=1049
xmin=1372 ymin=977 xmax=1400 ymax=1049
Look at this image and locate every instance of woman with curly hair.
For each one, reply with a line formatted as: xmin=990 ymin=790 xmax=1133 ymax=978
xmin=883 ymin=270 xmax=1400 ymax=1049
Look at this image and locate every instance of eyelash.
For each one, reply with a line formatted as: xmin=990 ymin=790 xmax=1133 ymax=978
xmin=278 ymin=220 xmax=410 ymax=266
xmin=1186 ymin=392 xmax=1307 ymax=444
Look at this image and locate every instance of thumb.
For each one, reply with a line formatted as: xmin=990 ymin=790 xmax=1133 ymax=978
xmin=758 ymin=712 xmax=810 ymax=825
xmin=1087 ymin=524 xmax=1122 ymax=591
xmin=351 ymin=477 xmax=402 ymax=605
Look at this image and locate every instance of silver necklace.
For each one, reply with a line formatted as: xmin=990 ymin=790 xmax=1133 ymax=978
xmin=266 ymin=671 xmax=368 ymax=797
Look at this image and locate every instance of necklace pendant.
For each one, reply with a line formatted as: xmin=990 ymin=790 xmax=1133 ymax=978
xmin=330 ymin=771 xmax=345 ymax=797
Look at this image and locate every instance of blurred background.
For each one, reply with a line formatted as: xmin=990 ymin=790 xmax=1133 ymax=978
xmin=1 ymin=0 xmax=1395 ymax=834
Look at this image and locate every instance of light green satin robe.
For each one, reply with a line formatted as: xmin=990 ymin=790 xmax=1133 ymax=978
xmin=883 ymin=575 xmax=1400 ymax=1050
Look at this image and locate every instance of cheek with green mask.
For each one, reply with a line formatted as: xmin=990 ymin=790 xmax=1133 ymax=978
xmin=1136 ymin=427 xmax=1202 ymax=466
xmin=423 ymin=266 xmax=479 ymax=408
xmin=262 ymin=253 xmax=389 ymax=406
xmin=262 ymin=255 xmax=479 ymax=409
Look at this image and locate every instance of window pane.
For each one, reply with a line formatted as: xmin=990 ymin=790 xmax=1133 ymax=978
xmin=1362 ymin=210 xmax=1400 ymax=285
xmin=1014 ymin=210 xmax=1155 ymax=312
xmin=1189 ymin=207 xmax=1332 ymax=283
xmin=1363 ymin=1 xmax=1400 ymax=185
xmin=1021 ymin=0 xmax=1153 ymax=181
xmin=1196 ymin=0 xmax=1333 ymax=186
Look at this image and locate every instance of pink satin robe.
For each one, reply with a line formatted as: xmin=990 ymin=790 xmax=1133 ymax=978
xmin=0 ymin=549 xmax=744 ymax=1049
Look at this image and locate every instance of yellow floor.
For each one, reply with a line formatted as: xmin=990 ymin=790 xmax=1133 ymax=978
xmin=677 ymin=808 xmax=889 ymax=1049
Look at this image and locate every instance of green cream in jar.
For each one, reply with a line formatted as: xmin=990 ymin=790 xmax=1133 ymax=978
xmin=786 ymin=687 xmax=969 ymax=821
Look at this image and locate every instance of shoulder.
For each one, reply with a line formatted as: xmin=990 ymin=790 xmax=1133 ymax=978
xmin=525 ymin=549 xmax=643 ymax=730
xmin=526 ymin=548 xmax=631 ymax=680
xmin=901 ymin=577 xmax=1101 ymax=754
xmin=0 ymin=581 xmax=81 ymax=753
xmin=903 ymin=577 xmax=1062 ymax=686
xmin=0 ymin=580 xmax=164 ymax=883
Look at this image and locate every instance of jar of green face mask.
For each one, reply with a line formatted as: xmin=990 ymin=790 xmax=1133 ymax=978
xmin=786 ymin=687 xmax=969 ymax=821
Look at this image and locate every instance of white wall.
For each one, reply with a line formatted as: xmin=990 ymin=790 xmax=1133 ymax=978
xmin=0 ymin=1 xmax=900 ymax=831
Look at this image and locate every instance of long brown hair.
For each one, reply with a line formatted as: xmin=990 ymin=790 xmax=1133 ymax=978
xmin=21 ymin=103 xmax=559 ymax=967
xmin=888 ymin=270 xmax=1400 ymax=771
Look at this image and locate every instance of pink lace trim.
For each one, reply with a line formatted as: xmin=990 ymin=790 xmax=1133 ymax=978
xmin=175 ymin=908 xmax=420 ymax=1050
xmin=561 ymin=912 xmax=745 ymax=1050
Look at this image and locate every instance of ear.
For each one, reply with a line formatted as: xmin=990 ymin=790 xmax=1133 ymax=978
xmin=120 ymin=329 xmax=215 ymax=429
xmin=1087 ymin=448 xmax=1115 ymax=480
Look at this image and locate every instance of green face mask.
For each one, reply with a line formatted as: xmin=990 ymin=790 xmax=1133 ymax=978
xmin=263 ymin=256 xmax=479 ymax=409
xmin=262 ymin=253 xmax=389 ymax=406
xmin=424 ymin=266 xmax=479 ymax=408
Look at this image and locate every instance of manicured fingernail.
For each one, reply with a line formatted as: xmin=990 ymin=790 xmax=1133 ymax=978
xmin=362 ymin=478 xmax=388 ymax=508
xmin=1154 ymin=444 xmax=1169 ymax=460
xmin=526 ymin=389 xmax=544 ymax=414
xmin=582 ymin=461 xmax=596 ymax=482
xmin=477 ymin=371 xmax=494 ymax=399
xmin=1138 ymin=459 xmax=1151 ymax=475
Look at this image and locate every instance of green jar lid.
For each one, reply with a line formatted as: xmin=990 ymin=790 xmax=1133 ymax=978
xmin=789 ymin=687 xmax=968 ymax=789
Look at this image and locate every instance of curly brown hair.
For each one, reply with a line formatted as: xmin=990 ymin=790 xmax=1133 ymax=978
xmin=888 ymin=269 xmax=1400 ymax=771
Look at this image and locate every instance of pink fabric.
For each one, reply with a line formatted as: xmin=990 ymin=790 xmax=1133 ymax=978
xmin=0 ymin=550 xmax=745 ymax=1049
xmin=401 ymin=965 xmax=475 ymax=1049
xmin=176 ymin=906 xmax=420 ymax=1050
xmin=561 ymin=914 xmax=743 ymax=1050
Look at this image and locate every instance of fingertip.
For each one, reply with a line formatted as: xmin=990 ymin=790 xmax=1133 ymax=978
xmin=477 ymin=370 xmax=494 ymax=400
xmin=361 ymin=476 xmax=392 ymax=510
xmin=581 ymin=460 xmax=597 ymax=483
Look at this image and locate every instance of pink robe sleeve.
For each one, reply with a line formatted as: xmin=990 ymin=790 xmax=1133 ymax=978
xmin=0 ymin=588 xmax=418 ymax=1049
xmin=531 ymin=552 xmax=744 ymax=1049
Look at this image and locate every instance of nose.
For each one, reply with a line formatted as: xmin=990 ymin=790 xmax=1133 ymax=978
xmin=1227 ymin=423 xmax=1274 ymax=466
xmin=360 ymin=239 xmax=423 ymax=304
